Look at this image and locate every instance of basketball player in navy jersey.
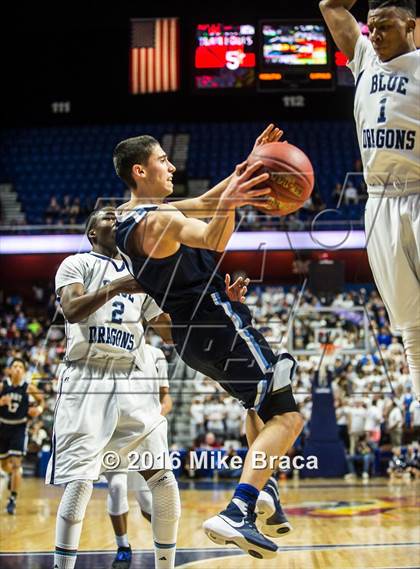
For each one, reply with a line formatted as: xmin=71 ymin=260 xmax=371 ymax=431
xmin=0 ymin=358 xmax=44 ymax=514
xmin=319 ymin=0 xmax=420 ymax=399
xmin=114 ymin=125 xmax=303 ymax=559
xmin=50 ymin=205 xmax=250 ymax=569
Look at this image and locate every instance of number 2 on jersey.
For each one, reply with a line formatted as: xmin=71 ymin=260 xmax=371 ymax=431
xmin=377 ymin=97 xmax=387 ymax=124
xmin=111 ymin=301 xmax=125 ymax=324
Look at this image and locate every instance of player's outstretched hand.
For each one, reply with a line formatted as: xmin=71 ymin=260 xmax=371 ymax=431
xmin=252 ymin=123 xmax=285 ymax=152
xmin=112 ymin=274 xmax=144 ymax=295
xmin=225 ymin=274 xmax=250 ymax=303
xmin=221 ymin=160 xmax=271 ymax=209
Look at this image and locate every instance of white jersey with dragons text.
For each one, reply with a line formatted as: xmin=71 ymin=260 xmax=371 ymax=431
xmin=55 ymin=252 xmax=162 ymax=370
xmin=348 ymin=36 xmax=420 ymax=195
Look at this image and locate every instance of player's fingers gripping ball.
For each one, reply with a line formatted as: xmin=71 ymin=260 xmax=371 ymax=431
xmin=247 ymin=141 xmax=315 ymax=216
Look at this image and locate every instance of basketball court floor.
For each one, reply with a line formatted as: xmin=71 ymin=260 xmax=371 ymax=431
xmin=0 ymin=477 xmax=418 ymax=568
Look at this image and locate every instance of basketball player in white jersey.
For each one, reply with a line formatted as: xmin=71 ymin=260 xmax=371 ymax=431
xmin=105 ymin=343 xmax=173 ymax=569
xmin=320 ymin=0 xmax=420 ymax=397
xmin=48 ymin=206 xmax=249 ymax=569
xmin=47 ymin=207 xmax=181 ymax=569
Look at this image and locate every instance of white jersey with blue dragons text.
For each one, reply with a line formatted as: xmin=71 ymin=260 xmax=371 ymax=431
xmin=55 ymin=252 xmax=162 ymax=371
xmin=348 ymin=36 xmax=420 ymax=195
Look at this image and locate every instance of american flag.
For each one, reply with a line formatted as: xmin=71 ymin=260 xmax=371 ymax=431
xmin=130 ymin=18 xmax=180 ymax=94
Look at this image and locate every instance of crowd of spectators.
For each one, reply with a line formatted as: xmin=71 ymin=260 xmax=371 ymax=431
xmin=43 ymin=195 xmax=96 ymax=226
xmin=39 ymin=189 xmax=327 ymax=231
xmin=184 ymin=285 xmax=419 ymax=481
xmin=35 ymin=164 xmax=367 ymax=232
xmin=0 ymin=286 xmax=63 ymax=473
xmin=0 ymin=283 xmax=418 ymax=481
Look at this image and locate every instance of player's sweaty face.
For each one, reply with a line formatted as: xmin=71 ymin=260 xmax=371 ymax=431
xmin=144 ymin=145 xmax=176 ymax=197
xmin=368 ymin=7 xmax=414 ymax=61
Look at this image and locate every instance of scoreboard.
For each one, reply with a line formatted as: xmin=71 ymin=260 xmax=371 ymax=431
xmin=258 ymin=21 xmax=333 ymax=92
xmin=194 ymin=23 xmax=256 ymax=89
xmin=193 ymin=20 xmax=334 ymax=92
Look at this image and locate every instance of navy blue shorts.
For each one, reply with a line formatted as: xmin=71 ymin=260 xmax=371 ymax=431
xmin=0 ymin=422 xmax=28 ymax=459
xmin=171 ymin=292 xmax=298 ymax=422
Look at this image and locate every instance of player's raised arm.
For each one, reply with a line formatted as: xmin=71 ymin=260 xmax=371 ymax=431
xmin=171 ymin=174 xmax=233 ymax=219
xmin=171 ymin=124 xmax=282 ymax=219
xmin=59 ymin=275 xmax=144 ymax=323
xmin=156 ymin=161 xmax=270 ymax=253
xmin=319 ymin=0 xmax=361 ymax=60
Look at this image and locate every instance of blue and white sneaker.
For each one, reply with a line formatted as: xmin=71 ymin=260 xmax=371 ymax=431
xmin=203 ymin=498 xmax=278 ymax=559
xmin=6 ymin=497 xmax=16 ymax=515
xmin=111 ymin=545 xmax=132 ymax=569
xmin=256 ymin=477 xmax=292 ymax=538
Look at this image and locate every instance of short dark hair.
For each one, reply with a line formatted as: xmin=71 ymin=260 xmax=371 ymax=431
xmin=113 ymin=135 xmax=160 ymax=188
xmin=10 ymin=357 xmax=27 ymax=369
xmin=368 ymin=0 xmax=416 ymax=17
xmin=85 ymin=206 xmax=115 ymax=245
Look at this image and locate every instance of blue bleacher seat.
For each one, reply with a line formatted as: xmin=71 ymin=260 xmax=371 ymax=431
xmin=1 ymin=121 xmax=362 ymax=225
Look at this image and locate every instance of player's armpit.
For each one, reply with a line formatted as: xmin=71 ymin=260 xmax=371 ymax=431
xmin=319 ymin=0 xmax=360 ymax=61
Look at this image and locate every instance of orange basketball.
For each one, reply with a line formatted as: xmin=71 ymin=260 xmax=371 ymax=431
xmin=247 ymin=141 xmax=315 ymax=216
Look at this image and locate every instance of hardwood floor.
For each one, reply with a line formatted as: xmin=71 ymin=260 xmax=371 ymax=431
xmin=0 ymin=476 xmax=418 ymax=568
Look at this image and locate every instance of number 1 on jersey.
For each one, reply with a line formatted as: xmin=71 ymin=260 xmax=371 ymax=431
xmin=377 ymin=97 xmax=387 ymax=124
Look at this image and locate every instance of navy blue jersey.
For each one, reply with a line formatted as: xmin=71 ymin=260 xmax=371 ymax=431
xmin=116 ymin=205 xmax=225 ymax=319
xmin=116 ymin=205 xmax=298 ymax=421
xmin=0 ymin=379 xmax=30 ymax=424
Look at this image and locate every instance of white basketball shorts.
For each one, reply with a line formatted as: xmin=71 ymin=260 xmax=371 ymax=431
xmin=46 ymin=358 xmax=166 ymax=485
xmin=365 ymin=193 xmax=420 ymax=332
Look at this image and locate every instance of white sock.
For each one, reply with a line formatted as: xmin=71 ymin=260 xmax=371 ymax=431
xmin=54 ymin=480 xmax=93 ymax=569
xmin=53 ymin=551 xmax=77 ymax=569
xmin=116 ymin=533 xmax=129 ymax=547
xmin=147 ymin=470 xmax=181 ymax=569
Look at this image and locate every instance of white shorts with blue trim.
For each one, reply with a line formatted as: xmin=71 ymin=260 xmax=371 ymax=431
xmin=46 ymin=356 xmax=166 ymax=485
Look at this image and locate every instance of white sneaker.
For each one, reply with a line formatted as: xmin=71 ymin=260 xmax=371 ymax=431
xmin=203 ymin=499 xmax=278 ymax=560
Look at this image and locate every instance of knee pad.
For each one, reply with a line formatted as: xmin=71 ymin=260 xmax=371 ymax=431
xmin=105 ymin=472 xmax=129 ymax=516
xmin=146 ymin=470 xmax=181 ymax=522
xmin=58 ymin=480 xmax=93 ymax=523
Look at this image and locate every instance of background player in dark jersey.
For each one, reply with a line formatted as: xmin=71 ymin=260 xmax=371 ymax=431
xmin=0 ymin=358 xmax=44 ymax=514
xmin=114 ymin=125 xmax=303 ymax=559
